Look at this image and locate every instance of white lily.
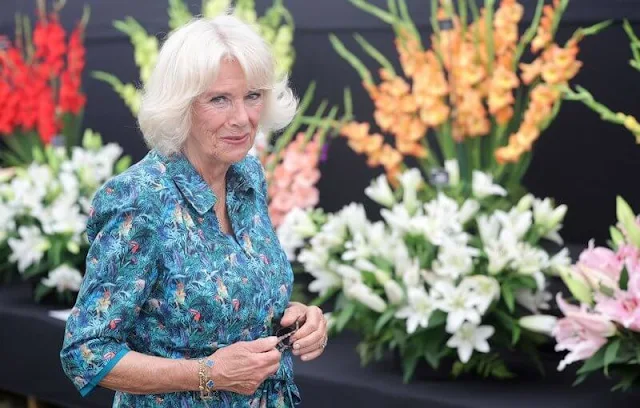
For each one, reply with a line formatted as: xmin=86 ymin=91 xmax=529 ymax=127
xmin=485 ymin=241 xmax=513 ymax=275
xmin=533 ymin=198 xmax=567 ymax=232
xmin=472 ymin=171 xmax=507 ymax=199
xmin=381 ymin=204 xmax=422 ymax=235
xmin=495 ymin=208 xmax=532 ymax=240
xmin=446 ymin=323 xmax=495 ymax=363
xmin=8 ymin=226 xmax=49 ymax=273
xmin=344 ymin=282 xmax=387 ymax=313
xmin=384 ymin=280 xmax=405 ymax=305
xmin=461 ymin=275 xmax=500 ymax=315
xmin=519 ymin=315 xmax=557 ymax=336
xmin=516 ymin=289 xmax=552 ymax=314
xmin=365 ymin=174 xmax=395 ymax=208
xmin=433 ymin=280 xmax=482 ymax=333
xmin=548 ymin=248 xmax=571 ymax=275
xmin=516 ymin=193 xmax=535 ymax=212
xmin=510 ymin=243 xmax=549 ymax=276
xmin=458 ymin=200 xmax=480 ymax=224
xmin=477 ymin=214 xmax=501 ymax=244
xmin=395 ymin=287 xmax=435 ymax=334
xmin=342 ymin=232 xmax=371 ymax=262
xmin=433 ymin=245 xmax=479 ymax=280
xmin=42 ymin=264 xmax=83 ymax=293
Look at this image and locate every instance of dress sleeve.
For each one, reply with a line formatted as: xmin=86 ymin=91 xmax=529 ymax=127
xmin=60 ymin=176 xmax=161 ymax=396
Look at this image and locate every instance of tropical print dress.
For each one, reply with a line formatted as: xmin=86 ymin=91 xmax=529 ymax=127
xmin=60 ymin=150 xmax=300 ymax=407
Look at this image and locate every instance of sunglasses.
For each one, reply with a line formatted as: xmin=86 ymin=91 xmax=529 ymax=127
xmin=274 ymin=318 xmax=301 ymax=352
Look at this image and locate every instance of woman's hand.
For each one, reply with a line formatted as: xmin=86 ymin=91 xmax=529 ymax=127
xmin=209 ymin=336 xmax=281 ymax=395
xmin=279 ymin=302 xmax=328 ymax=362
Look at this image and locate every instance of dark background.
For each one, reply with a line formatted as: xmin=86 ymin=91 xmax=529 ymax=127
xmin=2 ymin=0 xmax=640 ymax=245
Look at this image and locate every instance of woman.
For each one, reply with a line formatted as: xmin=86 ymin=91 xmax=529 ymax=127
xmin=60 ymin=14 xmax=327 ymax=407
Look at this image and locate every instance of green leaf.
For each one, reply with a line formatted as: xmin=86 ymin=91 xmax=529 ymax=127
xmin=427 ymin=310 xmax=447 ymax=328
xmin=573 ymin=373 xmax=589 ymax=387
xmin=374 ymin=308 xmax=396 ymax=335
xmin=603 ymin=338 xmax=621 ymax=376
xmin=610 ymin=226 xmax=625 ymax=248
xmin=616 ymin=196 xmax=640 ymax=247
xmin=577 ymin=346 xmax=606 ymax=375
xmin=451 ymin=361 xmax=464 ymax=377
xmin=501 ymin=284 xmax=515 ymax=313
xmin=115 ymin=156 xmax=132 ymax=174
xmin=33 ymin=283 xmax=53 ymax=303
xmin=402 ymin=354 xmax=419 ymax=383
xmin=329 ymin=34 xmax=374 ymax=87
xmin=512 ymin=324 xmax=521 ymax=346
xmin=335 ymin=302 xmax=357 ymax=332
xmin=619 ymin=266 xmax=629 ymax=291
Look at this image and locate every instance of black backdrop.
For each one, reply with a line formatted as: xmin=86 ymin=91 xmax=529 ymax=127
xmin=2 ymin=0 xmax=640 ymax=244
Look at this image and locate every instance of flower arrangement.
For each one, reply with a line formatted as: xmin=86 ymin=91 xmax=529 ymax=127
xmin=522 ymin=197 xmax=640 ymax=391
xmin=0 ymin=0 xmax=89 ymax=165
xmin=563 ymin=21 xmax=640 ymax=143
xmin=92 ymin=0 xmax=295 ymax=117
xmin=278 ymin=162 xmax=571 ymax=381
xmin=332 ymin=0 xmax=608 ymax=191
xmin=0 ymin=130 xmax=130 ymax=303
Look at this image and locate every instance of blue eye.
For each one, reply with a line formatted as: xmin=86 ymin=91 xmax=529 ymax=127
xmin=210 ymin=96 xmax=228 ymax=105
xmin=246 ymin=92 xmax=262 ymax=101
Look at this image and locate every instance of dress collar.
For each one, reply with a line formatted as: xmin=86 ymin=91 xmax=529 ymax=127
xmin=154 ymin=150 xmax=258 ymax=215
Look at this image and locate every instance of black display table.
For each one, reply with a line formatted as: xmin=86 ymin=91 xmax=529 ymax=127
xmin=1 ymin=284 xmax=639 ymax=408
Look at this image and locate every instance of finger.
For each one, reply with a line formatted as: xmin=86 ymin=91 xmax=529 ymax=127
xmin=300 ymin=346 xmax=325 ymax=362
xmin=279 ymin=305 xmax=305 ymax=327
xmin=247 ymin=336 xmax=279 ymax=352
xmin=291 ymin=306 xmax=324 ymax=343
xmin=292 ymin=324 xmax=325 ymax=355
xmin=261 ymin=348 xmax=282 ymax=364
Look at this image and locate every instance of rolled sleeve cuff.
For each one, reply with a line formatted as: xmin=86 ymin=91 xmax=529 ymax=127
xmin=79 ymin=348 xmax=129 ymax=397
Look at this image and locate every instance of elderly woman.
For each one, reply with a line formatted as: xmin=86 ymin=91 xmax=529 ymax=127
xmin=60 ymin=14 xmax=327 ymax=407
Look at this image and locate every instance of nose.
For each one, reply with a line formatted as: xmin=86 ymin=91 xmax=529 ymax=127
xmin=229 ymin=99 xmax=250 ymax=128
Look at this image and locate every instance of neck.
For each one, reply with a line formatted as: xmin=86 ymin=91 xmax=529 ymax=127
xmin=182 ymin=144 xmax=229 ymax=198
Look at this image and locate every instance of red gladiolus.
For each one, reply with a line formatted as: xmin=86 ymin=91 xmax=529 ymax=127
xmin=0 ymin=2 xmax=88 ymax=146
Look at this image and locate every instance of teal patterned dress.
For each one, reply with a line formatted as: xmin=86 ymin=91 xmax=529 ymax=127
xmin=60 ymin=150 xmax=300 ymax=407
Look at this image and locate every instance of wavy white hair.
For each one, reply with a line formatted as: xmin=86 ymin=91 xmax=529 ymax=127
xmin=138 ymin=13 xmax=298 ymax=156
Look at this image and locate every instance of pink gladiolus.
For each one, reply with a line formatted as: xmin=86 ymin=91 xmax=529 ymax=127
xmin=266 ymin=133 xmax=322 ymax=227
xmin=553 ymin=294 xmax=616 ymax=371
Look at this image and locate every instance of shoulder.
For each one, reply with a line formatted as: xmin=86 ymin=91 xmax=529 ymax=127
xmin=87 ymin=152 xmax=166 ymax=241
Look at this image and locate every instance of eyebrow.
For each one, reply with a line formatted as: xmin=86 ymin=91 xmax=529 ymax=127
xmin=207 ymin=90 xmax=263 ymax=97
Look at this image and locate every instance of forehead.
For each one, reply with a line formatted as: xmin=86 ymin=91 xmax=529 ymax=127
xmin=205 ymin=57 xmax=267 ymax=96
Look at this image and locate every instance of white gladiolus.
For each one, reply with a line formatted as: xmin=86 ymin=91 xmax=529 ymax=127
xmin=365 ymin=174 xmax=395 ymax=208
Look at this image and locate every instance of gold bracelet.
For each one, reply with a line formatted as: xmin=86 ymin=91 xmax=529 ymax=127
xmin=197 ymin=358 xmax=215 ymax=400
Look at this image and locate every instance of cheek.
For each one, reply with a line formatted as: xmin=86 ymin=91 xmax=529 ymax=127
xmin=248 ymin=104 xmax=264 ymax=126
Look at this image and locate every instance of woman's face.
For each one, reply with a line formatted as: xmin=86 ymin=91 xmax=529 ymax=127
xmin=186 ymin=58 xmax=265 ymax=166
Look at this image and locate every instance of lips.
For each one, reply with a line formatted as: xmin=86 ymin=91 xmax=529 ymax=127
xmin=221 ymin=133 xmax=249 ymax=144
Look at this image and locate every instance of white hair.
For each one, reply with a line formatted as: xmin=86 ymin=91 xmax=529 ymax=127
xmin=138 ymin=13 xmax=298 ymax=156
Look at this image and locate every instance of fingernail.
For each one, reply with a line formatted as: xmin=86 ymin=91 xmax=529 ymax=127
xmin=294 ymin=343 xmax=300 ymax=350
xmin=302 ymin=355 xmax=308 ymax=361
